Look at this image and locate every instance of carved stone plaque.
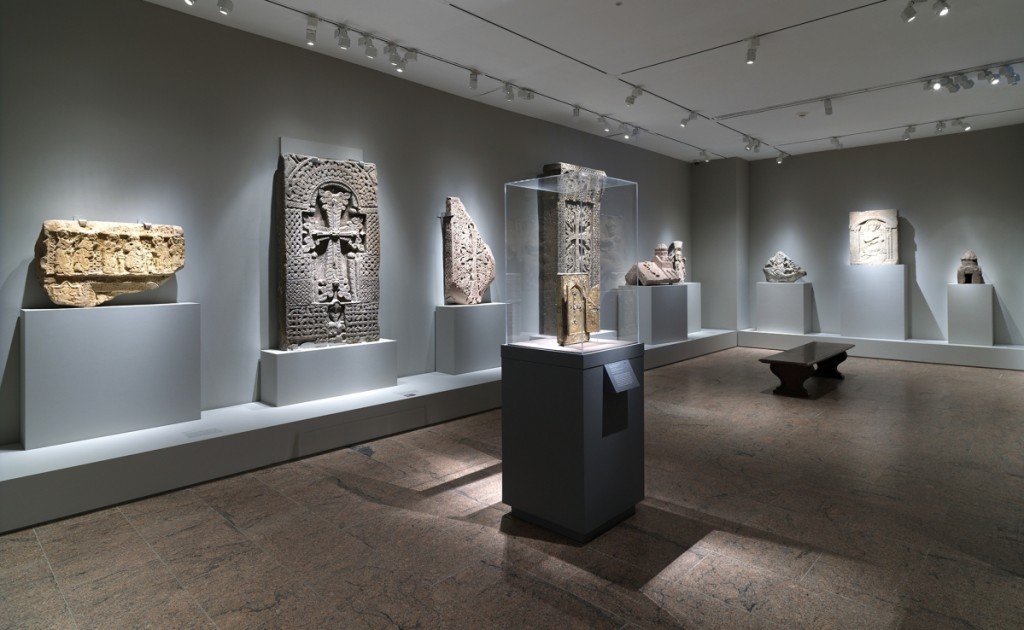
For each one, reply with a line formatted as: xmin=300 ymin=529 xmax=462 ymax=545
xmin=539 ymin=163 xmax=607 ymax=345
xmin=442 ymin=196 xmax=496 ymax=305
xmin=850 ymin=209 xmax=899 ymax=265
xmin=35 ymin=219 xmax=185 ymax=307
xmin=278 ymin=153 xmax=380 ymax=349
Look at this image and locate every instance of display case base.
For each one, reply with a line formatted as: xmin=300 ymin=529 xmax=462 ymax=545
xmin=435 ymin=303 xmax=506 ymax=374
xmin=756 ymin=282 xmax=812 ymax=334
xmin=260 ymin=339 xmax=398 ymax=406
xmin=840 ymin=265 xmax=907 ymax=340
xmin=947 ymin=284 xmax=994 ymax=346
xmin=511 ymin=506 xmax=636 ymax=544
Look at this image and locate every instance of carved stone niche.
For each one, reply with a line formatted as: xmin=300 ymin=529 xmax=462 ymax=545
xmin=850 ymin=209 xmax=899 ymax=265
xmin=442 ymin=196 xmax=496 ymax=305
xmin=538 ymin=162 xmax=607 ymax=345
xmin=35 ymin=219 xmax=185 ymax=307
xmin=277 ymin=153 xmax=380 ymax=349
xmin=957 ymin=249 xmax=985 ymax=284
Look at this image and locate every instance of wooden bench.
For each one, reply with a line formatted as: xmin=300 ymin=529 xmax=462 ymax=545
xmin=759 ymin=342 xmax=855 ymax=397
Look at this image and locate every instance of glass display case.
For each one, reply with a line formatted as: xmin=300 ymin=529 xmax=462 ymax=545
xmin=504 ymin=166 xmax=638 ymax=352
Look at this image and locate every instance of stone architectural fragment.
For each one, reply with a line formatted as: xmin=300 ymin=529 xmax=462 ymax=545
xmin=669 ymin=240 xmax=687 ymax=281
xmin=539 ymin=163 xmax=607 ymax=345
xmin=956 ymin=250 xmax=985 ymax=284
xmin=277 ymin=153 xmax=380 ymax=349
xmin=441 ymin=197 xmax=496 ymax=305
xmin=625 ymin=243 xmax=682 ymax=286
xmin=850 ymin=209 xmax=899 ymax=265
xmin=763 ymin=251 xmax=807 ymax=282
xmin=35 ymin=219 xmax=185 ymax=307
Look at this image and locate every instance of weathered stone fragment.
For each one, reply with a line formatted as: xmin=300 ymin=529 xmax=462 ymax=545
xmin=669 ymin=240 xmax=687 ymax=281
xmin=539 ymin=163 xmax=607 ymax=345
xmin=35 ymin=219 xmax=185 ymax=307
xmin=763 ymin=251 xmax=807 ymax=282
xmin=278 ymin=154 xmax=380 ymax=349
xmin=850 ymin=209 xmax=899 ymax=265
xmin=625 ymin=244 xmax=682 ymax=286
xmin=956 ymin=249 xmax=984 ymax=284
xmin=442 ymin=197 xmax=496 ymax=305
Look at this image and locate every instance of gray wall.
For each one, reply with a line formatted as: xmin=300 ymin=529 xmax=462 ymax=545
xmin=746 ymin=125 xmax=1024 ymax=343
xmin=0 ymin=0 xmax=690 ymax=444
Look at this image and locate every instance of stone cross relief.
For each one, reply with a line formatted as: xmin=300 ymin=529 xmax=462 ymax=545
xmin=304 ymin=185 xmax=365 ymax=318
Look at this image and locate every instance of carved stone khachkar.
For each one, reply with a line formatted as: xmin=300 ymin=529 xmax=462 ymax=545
xmin=850 ymin=209 xmax=899 ymax=265
xmin=442 ymin=196 xmax=496 ymax=305
xmin=669 ymin=240 xmax=686 ymax=281
xmin=956 ymin=249 xmax=985 ymax=284
xmin=763 ymin=251 xmax=807 ymax=283
xmin=625 ymin=243 xmax=682 ymax=286
xmin=278 ymin=154 xmax=380 ymax=349
xmin=539 ymin=163 xmax=607 ymax=345
xmin=35 ymin=219 xmax=185 ymax=307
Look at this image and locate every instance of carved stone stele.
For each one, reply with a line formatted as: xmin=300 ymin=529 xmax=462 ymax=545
xmin=763 ymin=251 xmax=807 ymax=283
xmin=277 ymin=154 xmax=380 ymax=349
xmin=442 ymin=197 xmax=496 ymax=305
xmin=539 ymin=163 xmax=607 ymax=345
xmin=35 ymin=219 xmax=185 ymax=307
xmin=669 ymin=240 xmax=687 ymax=281
xmin=850 ymin=209 xmax=899 ymax=265
xmin=956 ymin=249 xmax=985 ymax=284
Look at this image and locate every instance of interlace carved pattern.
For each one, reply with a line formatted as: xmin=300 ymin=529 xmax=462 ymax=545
xmin=442 ymin=196 xmax=496 ymax=305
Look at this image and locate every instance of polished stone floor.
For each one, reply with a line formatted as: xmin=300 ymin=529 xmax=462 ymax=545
xmin=2 ymin=347 xmax=1022 ymax=629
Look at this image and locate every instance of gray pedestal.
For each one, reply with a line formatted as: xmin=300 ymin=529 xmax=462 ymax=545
xmin=683 ymin=282 xmax=702 ymax=334
xmin=756 ymin=282 xmax=812 ymax=334
xmin=435 ymin=303 xmax=506 ymax=374
xmin=635 ymin=285 xmax=687 ymax=345
xmin=260 ymin=339 xmax=398 ymax=406
xmin=501 ymin=343 xmax=644 ymax=542
xmin=948 ymin=284 xmax=994 ymax=346
xmin=21 ymin=304 xmax=201 ymax=450
xmin=840 ymin=265 xmax=907 ymax=340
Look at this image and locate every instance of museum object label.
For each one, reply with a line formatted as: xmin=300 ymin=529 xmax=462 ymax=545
xmin=441 ymin=196 xmax=496 ymax=305
xmin=849 ymin=209 xmax=899 ymax=265
xmin=762 ymin=251 xmax=806 ymax=282
xmin=35 ymin=219 xmax=185 ymax=307
xmin=956 ymin=249 xmax=985 ymax=284
xmin=278 ymin=153 xmax=380 ymax=349
xmin=604 ymin=359 xmax=640 ymax=393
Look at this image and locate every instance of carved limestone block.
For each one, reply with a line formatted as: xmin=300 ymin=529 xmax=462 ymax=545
xmin=442 ymin=197 xmax=496 ymax=305
xmin=625 ymin=244 xmax=683 ymax=286
xmin=763 ymin=251 xmax=807 ymax=283
xmin=278 ymin=153 xmax=380 ymax=349
xmin=669 ymin=240 xmax=687 ymax=281
xmin=956 ymin=249 xmax=985 ymax=284
xmin=850 ymin=209 xmax=899 ymax=265
xmin=557 ymin=273 xmax=600 ymax=345
xmin=539 ymin=163 xmax=607 ymax=345
xmin=35 ymin=219 xmax=185 ymax=307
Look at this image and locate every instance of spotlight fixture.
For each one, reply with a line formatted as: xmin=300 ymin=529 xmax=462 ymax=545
xmin=983 ymin=70 xmax=999 ymax=85
xmin=932 ymin=0 xmax=950 ymax=17
xmin=1000 ymin=65 xmax=1019 ymax=84
xmin=776 ymin=152 xmax=788 ymax=165
xmin=824 ymin=97 xmax=833 ymax=116
xmin=953 ymin=118 xmax=972 ymax=131
xmin=955 ymin=74 xmax=973 ymax=89
xmin=404 ymin=49 xmax=417 ymax=63
xmin=679 ymin=110 xmax=698 ymax=127
xmin=699 ymin=150 xmax=710 ymax=163
xmin=923 ymin=80 xmax=933 ymax=91
xmin=598 ymin=116 xmax=610 ymax=133
xmin=935 ymin=120 xmax=946 ymax=134
xmin=746 ymin=37 xmax=759 ymax=65
xmin=1008 ymin=73 xmax=1021 ymax=86
xmin=572 ymin=105 xmax=581 ymax=121
xmin=619 ymin=122 xmax=630 ymax=139
xmin=335 ymin=26 xmax=350 ymax=50
xmin=217 ymin=0 xmax=233 ymax=15
xmin=830 ymin=137 xmax=843 ymax=149
xmin=901 ymin=125 xmax=916 ymax=141
xmin=384 ymin=43 xmax=399 ymax=65
xmin=359 ymin=34 xmax=377 ymax=58
xmin=469 ymin=70 xmax=479 ymax=90
xmin=625 ymin=86 xmax=643 ymax=107
xmin=184 ymin=0 xmax=196 ymax=6
xmin=753 ymin=140 xmax=761 ymax=153
xmin=632 ymin=126 xmax=641 ymax=139
xmin=395 ymin=58 xmax=407 ymax=73
xmin=931 ymin=77 xmax=945 ymax=91
xmin=306 ymin=15 xmax=318 ymax=47
xmin=503 ymin=83 xmax=514 ymax=101
xmin=743 ymin=136 xmax=753 ymax=151
xmin=901 ymin=1 xmax=917 ymax=22
xmin=517 ymin=88 xmax=534 ymax=100
xmin=945 ymin=81 xmax=960 ymax=93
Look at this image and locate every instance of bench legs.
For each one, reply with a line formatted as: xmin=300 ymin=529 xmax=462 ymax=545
xmin=768 ymin=363 xmax=815 ymax=398
xmin=814 ymin=351 xmax=849 ymax=379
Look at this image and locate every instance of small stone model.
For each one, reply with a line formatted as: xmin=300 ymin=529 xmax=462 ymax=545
xmin=35 ymin=219 xmax=185 ymax=307
xmin=441 ymin=196 xmax=496 ymax=305
xmin=956 ymin=250 xmax=985 ymax=284
xmin=850 ymin=209 xmax=899 ymax=265
xmin=669 ymin=240 xmax=686 ymax=281
xmin=277 ymin=153 xmax=380 ymax=349
xmin=763 ymin=251 xmax=807 ymax=283
xmin=625 ymin=243 xmax=682 ymax=286
xmin=539 ymin=162 xmax=607 ymax=345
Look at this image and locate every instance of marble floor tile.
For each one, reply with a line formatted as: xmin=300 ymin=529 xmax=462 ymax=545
xmin=0 ymin=558 xmax=76 ymax=630
xmin=35 ymin=510 xmax=157 ymax=588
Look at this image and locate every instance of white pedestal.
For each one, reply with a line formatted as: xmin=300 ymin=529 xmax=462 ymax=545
xmin=21 ymin=303 xmax=201 ymax=450
xmin=260 ymin=339 xmax=397 ymax=406
xmin=948 ymin=284 xmax=994 ymax=346
xmin=633 ymin=285 xmax=688 ymax=345
xmin=756 ymin=282 xmax=812 ymax=334
xmin=435 ymin=303 xmax=506 ymax=374
xmin=841 ymin=265 xmax=907 ymax=340
xmin=683 ymin=282 xmax=702 ymax=334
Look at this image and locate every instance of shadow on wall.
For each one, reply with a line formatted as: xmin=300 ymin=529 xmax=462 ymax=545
xmin=995 ymin=291 xmax=1021 ymax=345
xmin=899 ymin=217 xmax=941 ymax=340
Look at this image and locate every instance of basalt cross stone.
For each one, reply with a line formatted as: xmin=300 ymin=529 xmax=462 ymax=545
xmin=442 ymin=196 xmax=496 ymax=305
xmin=277 ymin=153 xmax=380 ymax=349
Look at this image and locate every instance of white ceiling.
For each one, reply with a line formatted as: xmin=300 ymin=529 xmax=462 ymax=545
xmin=144 ymin=0 xmax=1024 ymax=163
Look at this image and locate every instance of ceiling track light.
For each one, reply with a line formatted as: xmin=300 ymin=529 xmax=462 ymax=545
xmin=901 ymin=1 xmax=917 ymax=22
xmin=503 ymin=83 xmax=514 ymax=101
xmin=598 ymin=116 xmax=610 ymax=133
xmin=183 ymin=0 xmax=196 ymax=6
xmin=824 ymin=97 xmax=833 ymax=115
xmin=776 ymin=152 xmax=788 ymax=165
xmin=1000 ymin=65 xmax=1018 ymax=83
xmin=954 ymin=118 xmax=972 ymax=131
xmin=619 ymin=122 xmax=630 ymax=139
xmin=901 ymin=125 xmax=916 ymax=141
xmin=956 ymin=74 xmax=974 ymax=89
xmin=572 ymin=105 xmax=581 ymax=120
xmin=680 ymin=110 xmax=698 ymax=127
xmin=517 ymin=88 xmax=534 ymax=101
xmin=404 ymin=49 xmax=417 ymax=63
xmin=753 ymin=140 xmax=761 ymax=153
xmin=699 ymin=150 xmax=710 ymax=163
xmin=335 ymin=26 xmax=350 ymax=50
xmin=625 ymin=86 xmax=643 ymax=107
xmin=743 ymin=136 xmax=754 ymax=151
xmin=933 ymin=0 xmax=950 ymax=17
xmin=358 ymin=34 xmax=377 ymax=58
xmin=931 ymin=77 xmax=946 ymax=91
xmin=306 ymin=15 xmax=318 ymax=47
xmin=945 ymin=81 xmax=960 ymax=93
xmin=469 ymin=70 xmax=478 ymax=90
xmin=395 ymin=56 xmax=408 ymax=73
xmin=935 ymin=120 xmax=946 ymax=134
xmin=982 ymin=69 xmax=999 ymax=85
xmin=830 ymin=137 xmax=843 ymax=149
xmin=746 ymin=37 xmax=759 ymax=65
xmin=632 ymin=127 xmax=641 ymax=139
xmin=384 ymin=43 xmax=399 ymax=65
xmin=217 ymin=0 xmax=233 ymax=15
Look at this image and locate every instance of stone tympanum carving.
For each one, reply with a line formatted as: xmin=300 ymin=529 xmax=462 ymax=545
xmin=625 ymin=243 xmax=682 ymax=286
xmin=278 ymin=153 xmax=380 ymax=349
xmin=669 ymin=240 xmax=686 ymax=281
xmin=442 ymin=197 xmax=496 ymax=305
xmin=35 ymin=219 xmax=185 ymax=307
xmin=763 ymin=251 xmax=807 ymax=283
xmin=850 ymin=209 xmax=899 ymax=265
xmin=539 ymin=162 xmax=607 ymax=345
xmin=956 ymin=250 xmax=985 ymax=284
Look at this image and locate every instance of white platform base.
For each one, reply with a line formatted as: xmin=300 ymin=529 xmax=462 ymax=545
xmin=435 ymin=303 xmax=506 ymax=374
xmin=841 ymin=265 xmax=907 ymax=340
xmin=948 ymin=284 xmax=994 ymax=346
xmin=260 ymin=340 xmax=398 ymax=406
xmin=643 ymin=329 xmax=738 ymax=370
xmin=636 ymin=285 xmax=687 ymax=345
xmin=21 ymin=304 xmax=201 ymax=450
xmin=682 ymin=283 xmax=702 ymax=334
xmin=756 ymin=282 xmax=812 ymax=334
